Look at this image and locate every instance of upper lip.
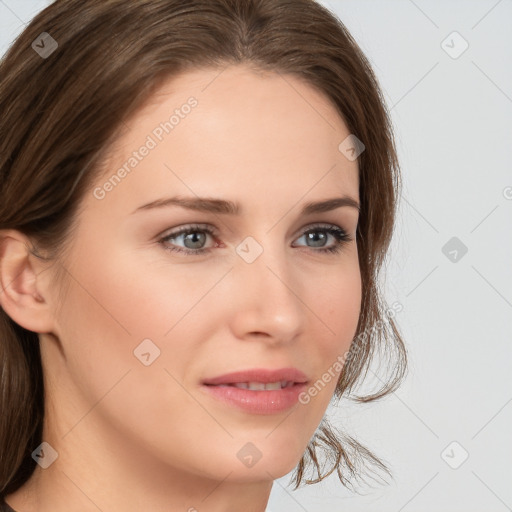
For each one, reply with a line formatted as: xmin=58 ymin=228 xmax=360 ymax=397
xmin=202 ymin=367 xmax=309 ymax=385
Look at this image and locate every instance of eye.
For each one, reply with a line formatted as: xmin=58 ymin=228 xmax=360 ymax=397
xmin=158 ymin=224 xmax=218 ymax=255
xmin=158 ymin=223 xmax=353 ymax=256
xmin=294 ymin=224 xmax=353 ymax=254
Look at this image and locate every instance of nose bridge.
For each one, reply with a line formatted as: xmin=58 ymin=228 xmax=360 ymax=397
xmin=231 ymin=232 xmax=305 ymax=336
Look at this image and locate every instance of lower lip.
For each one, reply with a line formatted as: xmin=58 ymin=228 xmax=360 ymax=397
xmin=201 ymin=383 xmax=307 ymax=414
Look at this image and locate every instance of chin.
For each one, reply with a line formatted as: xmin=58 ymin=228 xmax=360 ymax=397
xmin=185 ymin=443 xmax=304 ymax=483
xmin=230 ymin=444 xmax=305 ymax=482
xmin=224 ymin=458 xmax=301 ymax=483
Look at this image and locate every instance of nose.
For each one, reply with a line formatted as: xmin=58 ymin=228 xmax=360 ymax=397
xmin=227 ymin=238 xmax=307 ymax=344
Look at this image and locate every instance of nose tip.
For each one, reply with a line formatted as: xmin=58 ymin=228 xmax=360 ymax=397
xmin=229 ymin=250 xmax=306 ymax=343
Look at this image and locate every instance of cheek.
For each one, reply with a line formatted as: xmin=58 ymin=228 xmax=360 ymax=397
xmin=54 ymin=245 xmax=222 ymax=398
xmin=315 ymin=262 xmax=362 ymax=348
xmin=62 ymin=247 xmax=195 ymax=341
xmin=52 ymin=250 xmax=205 ymax=444
xmin=51 ymin=247 xmax=174 ymax=401
xmin=304 ymin=265 xmax=361 ymax=403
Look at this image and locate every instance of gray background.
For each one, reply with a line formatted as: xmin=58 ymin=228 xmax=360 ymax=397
xmin=1 ymin=1 xmax=511 ymax=511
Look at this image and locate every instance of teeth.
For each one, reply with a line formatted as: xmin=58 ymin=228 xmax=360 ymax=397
xmin=232 ymin=381 xmax=292 ymax=390
xmin=264 ymin=382 xmax=282 ymax=390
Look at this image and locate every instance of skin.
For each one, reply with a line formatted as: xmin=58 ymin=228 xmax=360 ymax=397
xmin=0 ymin=64 xmax=361 ymax=512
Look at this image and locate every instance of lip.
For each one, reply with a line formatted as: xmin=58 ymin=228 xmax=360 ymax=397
xmin=201 ymin=367 xmax=309 ymax=386
xmin=200 ymin=367 xmax=309 ymax=415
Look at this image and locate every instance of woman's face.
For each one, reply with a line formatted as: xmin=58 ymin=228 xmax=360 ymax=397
xmin=44 ymin=64 xmax=361 ymax=483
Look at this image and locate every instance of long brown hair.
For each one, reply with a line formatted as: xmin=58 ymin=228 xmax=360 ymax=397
xmin=0 ymin=0 xmax=407 ymax=496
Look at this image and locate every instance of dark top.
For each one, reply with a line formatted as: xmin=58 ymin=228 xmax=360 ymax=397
xmin=0 ymin=496 xmax=17 ymax=512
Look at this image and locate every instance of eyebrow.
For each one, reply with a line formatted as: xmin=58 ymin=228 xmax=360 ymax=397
xmin=132 ymin=195 xmax=360 ymax=216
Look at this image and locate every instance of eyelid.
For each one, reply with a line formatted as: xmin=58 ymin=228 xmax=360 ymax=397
xmin=158 ymin=221 xmax=351 ymax=240
xmin=158 ymin=221 xmax=353 ymax=256
xmin=158 ymin=223 xmax=220 ymax=241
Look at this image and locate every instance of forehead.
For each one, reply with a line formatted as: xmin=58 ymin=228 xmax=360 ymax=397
xmin=88 ymin=64 xmax=359 ymax=217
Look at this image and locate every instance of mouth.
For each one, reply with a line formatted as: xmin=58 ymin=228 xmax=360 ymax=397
xmin=200 ymin=367 xmax=309 ymax=414
xmin=205 ymin=380 xmax=299 ymax=391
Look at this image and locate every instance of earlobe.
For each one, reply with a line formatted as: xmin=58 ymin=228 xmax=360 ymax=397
xmin=0 ymin=230 xmax=55 ymax=334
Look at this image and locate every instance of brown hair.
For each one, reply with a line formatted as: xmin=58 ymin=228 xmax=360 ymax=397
xmin=0 ymin=0 xmax=407 ymax=497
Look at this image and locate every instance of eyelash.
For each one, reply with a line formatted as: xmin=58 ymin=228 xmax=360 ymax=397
xmin=158 ymin=223 xmax=353 ymax=256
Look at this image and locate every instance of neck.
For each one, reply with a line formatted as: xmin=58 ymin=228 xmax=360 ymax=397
xmin=5 ymin=448 xmax=274 ymax=512
xmin=5 ymin=410 xmax=274 ymax=512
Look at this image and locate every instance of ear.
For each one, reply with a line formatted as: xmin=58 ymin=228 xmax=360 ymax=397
xmin=0 ymin=229 xmax=55 ymax=333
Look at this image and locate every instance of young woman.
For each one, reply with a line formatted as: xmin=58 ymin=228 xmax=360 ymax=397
xmin=0 ymin=1 xmax=407 ymax=510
